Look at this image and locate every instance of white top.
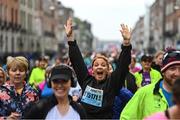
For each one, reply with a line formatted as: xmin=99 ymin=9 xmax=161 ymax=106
xmin=45 ymin=105 xmax=80 ymax=120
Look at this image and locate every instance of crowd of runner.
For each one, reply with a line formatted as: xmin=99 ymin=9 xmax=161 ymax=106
xmin=0 ymin=18 xmax=180 ymax=120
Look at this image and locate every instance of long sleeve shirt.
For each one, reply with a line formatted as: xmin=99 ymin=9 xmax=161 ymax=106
xmin=0 ymin=81 xmax=39 ymax=118
xmin=68 ymin=40 xmax=131 ymax=119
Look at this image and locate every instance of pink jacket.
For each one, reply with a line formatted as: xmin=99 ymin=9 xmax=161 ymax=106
xmin=144 ymin=112 xmax=168 ymax=120
xmin=38 ymin=80 xmax=46 ymax=91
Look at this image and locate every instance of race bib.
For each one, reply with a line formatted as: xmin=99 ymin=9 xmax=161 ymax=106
xmin=81 ymin=86 xmax=103 ymax=107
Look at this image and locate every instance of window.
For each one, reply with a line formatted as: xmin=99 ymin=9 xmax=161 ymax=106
xmin=21 ymin=0 xmax=25 ymax=5
xmin=18 ymin=37 xmax=23 ymax=50
xmin=0 ymin=35 xmax=3 ymax=50
xmin=15 ymin=9 xmax=18 ymax=24
xmin=166 ymin=3 xmax=174 ymax=15
xmin=28 ymin=0 xmax=33 ymax=8
xmin=176 ymin=0 xmax=180 ymax=6
xmin=166 ymin=21 xmax=173 ymax=31
xmin=27 ymin=14 xmax=32 ymax=33
xmin=178 ymin=18 xmax=180 ymax=33
xmin=2 ymin=6 xmax=7 ymax=21
xmin=11 ymin=8 xmax=14 ymax=23
xmin=5 ymin=36 xmax=8 ymax=52
xmin=11 ymin=37 xmax=14 ymax=52
xmin=0 ymin=5 xmax=2 ymax=20
xmin=20 ymin=10 xmax=26 ymax=29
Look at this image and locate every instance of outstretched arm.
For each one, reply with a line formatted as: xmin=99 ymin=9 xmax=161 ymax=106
xmin=111 ymin=24 xmax=132 ymax=95
xmin=64 ymin=18 xmax=89 ymax=86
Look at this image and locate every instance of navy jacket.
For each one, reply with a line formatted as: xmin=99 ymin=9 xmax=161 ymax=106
xmin=112 ymin=87 xmax=133 ymax=119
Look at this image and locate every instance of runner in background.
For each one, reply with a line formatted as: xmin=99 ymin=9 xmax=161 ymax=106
xmin=29 ymin=56 xmax=48 ymax=89
xmin=120 ymin=49 xmax=180 ymax=119
xmin=151 ymin=50 xmax=164 ymax=73
xmin=134 ymin=54 xmax=162 ymax=88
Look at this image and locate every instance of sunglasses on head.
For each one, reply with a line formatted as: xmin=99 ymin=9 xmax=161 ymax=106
xmin=163 ymin=50 xmax=180 ymax=61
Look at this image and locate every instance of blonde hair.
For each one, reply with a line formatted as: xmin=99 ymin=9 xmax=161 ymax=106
xmin=154 ymin=50 xmax=164 ymax=59
xmin=92 ymin=54 xmax=109 ymax=69
xmin=153 ymin=50 xmax=164 ymax=62
xmin=7 ymin=56 xmax=28 ymax=72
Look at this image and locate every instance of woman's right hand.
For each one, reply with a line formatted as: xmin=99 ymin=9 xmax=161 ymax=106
xmin=64 ymin=17 xmax=74 ymax=41
xmin=6 ymin=112 xmax=20 ymax=120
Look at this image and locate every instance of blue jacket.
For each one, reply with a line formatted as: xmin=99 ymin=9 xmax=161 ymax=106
xmin=112 ymin=87 xmax=133 ymax=119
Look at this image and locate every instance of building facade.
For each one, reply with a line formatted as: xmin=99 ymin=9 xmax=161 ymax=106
xmin=0 ymin=0 xmax=93 ymax=62
xmin=132 ymin=0 xmax=180 ymax=53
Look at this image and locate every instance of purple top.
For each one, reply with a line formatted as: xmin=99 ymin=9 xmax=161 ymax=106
xmin=141 ymin=72 xmax=151 ymax=86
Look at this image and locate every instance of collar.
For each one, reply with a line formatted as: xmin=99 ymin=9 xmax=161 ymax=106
xmin=153 ymin=78 xmax=163 ymax=95
xmin=4 ymin=80 xmax=26 ymax=86
xmin=139 ymin=68 xmax=152 ymax=73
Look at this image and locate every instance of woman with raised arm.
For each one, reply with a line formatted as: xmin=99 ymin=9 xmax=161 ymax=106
xmin=64 ymin=18 xmax=132 ymax=119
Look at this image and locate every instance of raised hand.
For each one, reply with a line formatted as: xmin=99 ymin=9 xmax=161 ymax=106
xmin=120 ymin=24 xmax=132 ymax=46
xmin=64 ymin=17 xmax=74 ymax=41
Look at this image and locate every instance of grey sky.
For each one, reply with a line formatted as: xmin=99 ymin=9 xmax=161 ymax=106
xmin=59 ymin=0 xmax=155 ymax=41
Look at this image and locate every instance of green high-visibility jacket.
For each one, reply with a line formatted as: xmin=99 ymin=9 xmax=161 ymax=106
xmin=29 ymin=67 xmax=45 ymax=88
xmin=134 ymin=68 xmax=162 ymax=88
xmin=120 ymin=80 xmax=168 ymax=120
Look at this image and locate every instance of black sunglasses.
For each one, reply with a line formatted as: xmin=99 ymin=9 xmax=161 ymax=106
xmin=163 ymin=50 xmax=180 ymax=61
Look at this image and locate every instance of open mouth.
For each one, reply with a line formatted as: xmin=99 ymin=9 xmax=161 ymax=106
xmin=97 ymin=71 xmax=103 ymax=75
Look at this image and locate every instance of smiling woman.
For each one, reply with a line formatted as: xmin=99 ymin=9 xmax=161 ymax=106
xmin=24 ymin=64 xmax=87 ymax=119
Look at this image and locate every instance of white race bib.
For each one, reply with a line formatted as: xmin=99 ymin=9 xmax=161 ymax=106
xmin=81 ymin=86 xmax=103 ymax=107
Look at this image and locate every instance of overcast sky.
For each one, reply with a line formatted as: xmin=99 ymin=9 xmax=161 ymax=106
xmin=59 ymin=0 xmax=155 ymax=41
